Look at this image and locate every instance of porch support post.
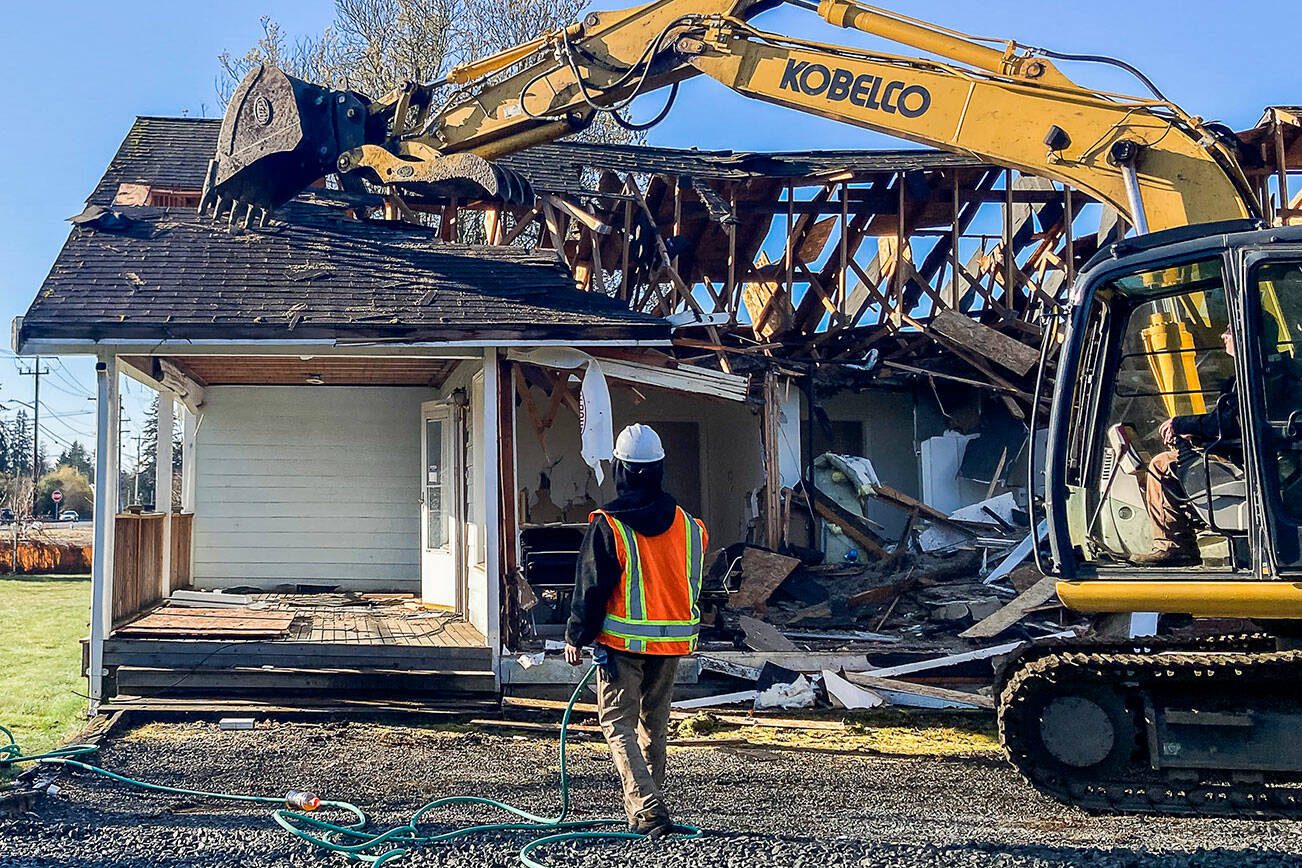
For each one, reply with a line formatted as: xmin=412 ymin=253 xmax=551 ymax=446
xmin=155 ymin=392 xmax=175 ymax=599
xmin=181 ymin=406 xmax=198 ymax=513
xmin=482 ymin=348 xmax=502 ymax=673
xmin=89 ymin=354 xmax=120 ymax=708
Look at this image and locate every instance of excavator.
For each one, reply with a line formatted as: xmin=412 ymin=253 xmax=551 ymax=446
xmin=208 ymin=0 xmax=1302 ymax=818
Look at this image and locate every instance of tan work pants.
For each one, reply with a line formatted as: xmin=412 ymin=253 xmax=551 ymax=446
xmin=1144 ymin=449 xmax=1195 ymax=551
xmin=594 ymin=647 xmax=681 ymax=825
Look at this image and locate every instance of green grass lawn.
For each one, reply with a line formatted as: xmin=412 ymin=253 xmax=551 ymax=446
xmin=0 ymin=576 xmax=90 ymax=765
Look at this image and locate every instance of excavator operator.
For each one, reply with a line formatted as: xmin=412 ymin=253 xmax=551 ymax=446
xmin=1134 ymin=326 xmax=1239 ymax=567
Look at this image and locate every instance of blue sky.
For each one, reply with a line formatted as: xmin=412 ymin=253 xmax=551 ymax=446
xmin=0 ymin=0 xmax=1296 ymax=456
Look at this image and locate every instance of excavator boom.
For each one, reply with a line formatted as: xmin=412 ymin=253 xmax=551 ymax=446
xmin=209 ymin=0 xmax=1258 ymax=230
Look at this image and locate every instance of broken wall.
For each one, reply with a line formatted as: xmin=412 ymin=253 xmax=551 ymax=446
xmin=807 ymin=387 xmax=946 ymax=542
xmin=514 ymin=381 xmax=764 ymax=548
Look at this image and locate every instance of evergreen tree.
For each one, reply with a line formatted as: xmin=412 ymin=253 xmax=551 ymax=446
xmin=0 ymin=417 xmax=10 ymax=476
xmin=56 ymin=441 xmax=93 ymax=478
xmin=8 ymin=410 xmax=32 ymax=476
xmin=136 ymin=397 xmax=159 ymax=508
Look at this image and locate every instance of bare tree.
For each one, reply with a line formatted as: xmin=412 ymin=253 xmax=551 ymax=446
xmin=217 ymin=0 xmax=643 ymax=144
xmin=217 ymin=18 xmax=342 ymax=104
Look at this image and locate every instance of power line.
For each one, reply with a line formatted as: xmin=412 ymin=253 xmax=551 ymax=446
xmin=52 ymin=358 xmax=94 ymax=397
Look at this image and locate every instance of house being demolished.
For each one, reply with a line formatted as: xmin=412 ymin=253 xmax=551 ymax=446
xmin=14 ymin=112 xmax=1301 ymax=712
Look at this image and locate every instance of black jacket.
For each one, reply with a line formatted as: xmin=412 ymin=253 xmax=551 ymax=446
xmin=565 ymin=460 xmax=679 ymax=648
xmin=1171 ymin=378 xmax=1238 ymax=444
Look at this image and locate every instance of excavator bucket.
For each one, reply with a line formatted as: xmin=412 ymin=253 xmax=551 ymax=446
xmin=210 ymin=65 xmax=370 ymax=210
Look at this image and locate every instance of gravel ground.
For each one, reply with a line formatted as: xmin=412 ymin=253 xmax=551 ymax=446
xmin=3 ymin=719 xmax=1302 ymax=867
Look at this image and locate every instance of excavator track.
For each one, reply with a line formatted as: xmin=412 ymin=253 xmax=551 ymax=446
xmin=998 ymin=633 xmax=1302 ymax=818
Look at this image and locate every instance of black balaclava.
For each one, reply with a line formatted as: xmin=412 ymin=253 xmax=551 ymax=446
xmin=601 ymin=458 xmax=678 ymax=536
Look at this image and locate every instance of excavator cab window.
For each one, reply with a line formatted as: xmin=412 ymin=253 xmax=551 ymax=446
xmin=1248 ymin=261 xmax=1302 ymax=554
xmin=1067 ymin=257 xmax=1243 ymax=568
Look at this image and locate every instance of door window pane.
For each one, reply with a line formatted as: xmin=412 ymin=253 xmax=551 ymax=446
xmin=426 ymin=418 xmax=447 ymax=549
xmin=1084 ymin=258 xmax=1237 ymax=561
xmin=1253 ymin=262 xmax=1302 ymax=517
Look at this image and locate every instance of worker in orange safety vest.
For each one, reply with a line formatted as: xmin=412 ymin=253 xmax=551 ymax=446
xmin=565 ymin=423 xmax=707 ymax=837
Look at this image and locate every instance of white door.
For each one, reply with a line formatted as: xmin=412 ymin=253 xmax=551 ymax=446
xmin=420 ymin=401 xmax=465 ymax=609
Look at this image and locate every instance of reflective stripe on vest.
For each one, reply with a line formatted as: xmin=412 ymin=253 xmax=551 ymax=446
xmin=607 ymin=517 xmax=647 ymax=621
xmin=685 ymin=513 xmax=703 ymax=623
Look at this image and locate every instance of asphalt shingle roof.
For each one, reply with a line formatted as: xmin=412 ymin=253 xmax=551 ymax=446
xmin=89 ymin=116 xmax=221 ymax=206
xmin=30 ymin=114 xmax=988 ymax=347
xmin=25 ymin=116 xmax=668 ymax=345
xmin=21 ymin=202 xmax=667 ymax=343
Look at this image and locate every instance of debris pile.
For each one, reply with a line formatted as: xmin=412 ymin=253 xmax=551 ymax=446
xmin=686 ymin=451 xmax=1086 ymax=713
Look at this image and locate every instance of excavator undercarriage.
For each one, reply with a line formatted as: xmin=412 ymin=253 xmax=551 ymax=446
xmin=998 ymin=633 xmax=1302 ymax=817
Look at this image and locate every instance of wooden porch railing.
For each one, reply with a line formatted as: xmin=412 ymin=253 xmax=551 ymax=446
xmin=169 ymin=512 xmax=193 ymax=593
xmin=111 ymin=512 xmax=194 ymax=624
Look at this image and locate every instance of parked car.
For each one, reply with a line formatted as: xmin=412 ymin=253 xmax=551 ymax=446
xmin=58 ymin=511 xmax=80 ymax=522
xmin=0 ymin=508 xmax=12 ymax=525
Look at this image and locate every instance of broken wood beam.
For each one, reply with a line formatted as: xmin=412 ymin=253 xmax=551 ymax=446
xmin=960 ymin=575 xmax=1059 ymax=640
xmin=807 ymin=490 xmax=890 ymax=559
xmin=842 ymin=672 xmax=994 ymax=710
xmin=847 ymin=575 xmax=918 ymax=608
xmin=930 ymin=310 xmax=1041 ymax=377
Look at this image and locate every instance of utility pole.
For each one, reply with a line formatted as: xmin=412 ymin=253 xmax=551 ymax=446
xmin=19 ymin=356 xmax=50 ymax=518
xmin=116 ymin=413 xmax=132 ymax=512
xmin=131 ymin=432 xmax=146 ymax=507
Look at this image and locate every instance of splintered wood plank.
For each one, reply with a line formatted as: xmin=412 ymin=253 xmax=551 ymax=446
xmin=731 ymin=549 xmax=801 ymax=612
xmin=117 ymin=608 xmax=295 ymax=638
xmin=959 ymin=575 xmax=1059 ymax=640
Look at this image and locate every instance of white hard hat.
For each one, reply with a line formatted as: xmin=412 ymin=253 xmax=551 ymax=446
xmin=613 ymin=424 xmax=665 ymax=463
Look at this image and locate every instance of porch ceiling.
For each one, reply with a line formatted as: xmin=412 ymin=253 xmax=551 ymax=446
xmin=124 ymin=355 xmax=462 ymax=387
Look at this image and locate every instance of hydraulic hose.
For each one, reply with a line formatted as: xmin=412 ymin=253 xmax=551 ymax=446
xmin=0 ymin=666 xmax=700 ymax=867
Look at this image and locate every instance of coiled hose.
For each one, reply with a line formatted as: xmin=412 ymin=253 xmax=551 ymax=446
xmin=0 ymin=666 xmax=700 ymax=866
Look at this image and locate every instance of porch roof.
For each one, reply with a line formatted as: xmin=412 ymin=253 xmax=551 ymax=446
xmin=18 ymin=200 xmax=669 ymax=347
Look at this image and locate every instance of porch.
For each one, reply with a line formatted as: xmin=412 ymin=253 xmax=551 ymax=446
xmin=89 ymin=349 xmax=510 ymax=711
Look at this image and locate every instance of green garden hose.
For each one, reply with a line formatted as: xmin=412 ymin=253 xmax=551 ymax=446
xmin=0 ymin=724 xmax=98 ymax=765
xmin=0 ymin=666 xmax=701 ymax=866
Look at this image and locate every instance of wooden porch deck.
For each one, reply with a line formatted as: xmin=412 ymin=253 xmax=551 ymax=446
xmin=253 ymin=595 xmax=486 ymax=648
xmin=101 ymin=594 xmax=496 ymax=710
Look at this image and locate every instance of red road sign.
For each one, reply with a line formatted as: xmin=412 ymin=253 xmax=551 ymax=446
xmin=52 ymin=490 xmax=63 ymax=503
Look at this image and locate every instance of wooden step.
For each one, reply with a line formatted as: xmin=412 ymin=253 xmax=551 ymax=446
xmin=102 ymin=638 xmax=493 ymax=671
xmin=113 ymin=666 xmax=498 ymax=696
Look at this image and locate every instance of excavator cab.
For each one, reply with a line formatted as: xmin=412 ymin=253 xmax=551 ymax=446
xmin=1044 ymin=221 xmax=1302 ymax=618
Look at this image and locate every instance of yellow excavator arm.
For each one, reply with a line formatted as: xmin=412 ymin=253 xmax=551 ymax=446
xmin=211 ymin=0 xmax=1259 ymax=231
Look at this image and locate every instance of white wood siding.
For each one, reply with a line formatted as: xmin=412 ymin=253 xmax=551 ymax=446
xmin=192 ymin=386 xmax=428 ymax=592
